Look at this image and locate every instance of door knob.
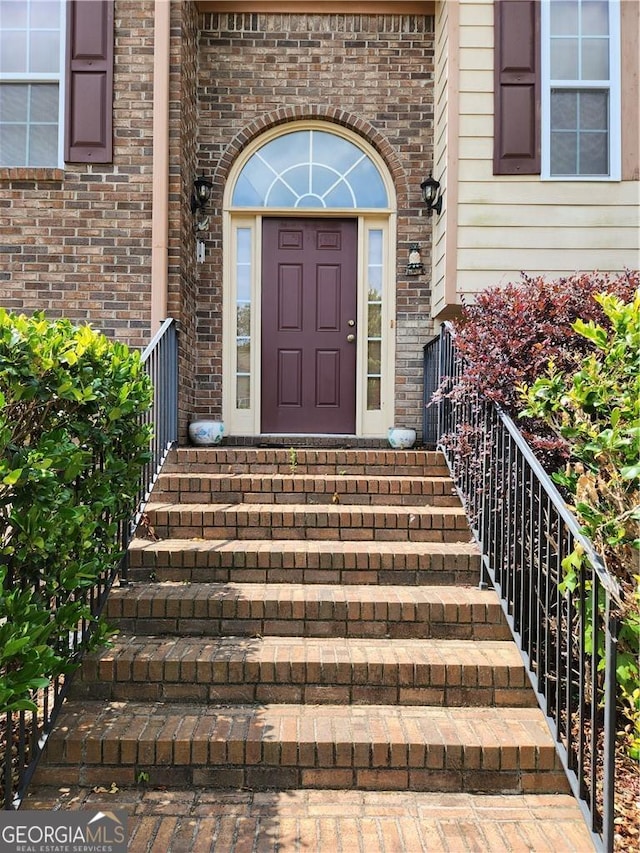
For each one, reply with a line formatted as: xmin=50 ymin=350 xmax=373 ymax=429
xmin=346 ymin=334 xmax=356 ymax=343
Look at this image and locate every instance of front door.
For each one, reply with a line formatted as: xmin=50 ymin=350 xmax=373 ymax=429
xmin=261 ymin=217 xmax=357 ymax=434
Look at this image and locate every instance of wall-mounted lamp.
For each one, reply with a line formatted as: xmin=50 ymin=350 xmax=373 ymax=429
xmin=191 ymin=176 xmax=213 ymax=231
xmin=420 ymin=172 xmax=443 ymax=216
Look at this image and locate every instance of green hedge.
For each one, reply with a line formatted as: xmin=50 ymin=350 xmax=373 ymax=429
xmin=0 ymin=311 xmax=152 ymax=714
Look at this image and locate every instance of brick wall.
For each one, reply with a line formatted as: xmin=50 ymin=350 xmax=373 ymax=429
xmin=0 ymin=6 xmax=436 ymax=438
xmin=193 ymin=11 xmax=436 ymax=434
xmin=0 ymin=0 xmax=156 ymax=349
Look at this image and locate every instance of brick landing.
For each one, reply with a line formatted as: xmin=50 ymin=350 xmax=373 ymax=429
xmin=26 ymin=787 xmax=594 ymax=851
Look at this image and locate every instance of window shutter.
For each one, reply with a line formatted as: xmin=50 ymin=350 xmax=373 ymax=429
xmin=493 ymin=0 xmax=540 ymax=175
xmin=65 ymin=0 xmax=114 ymax=163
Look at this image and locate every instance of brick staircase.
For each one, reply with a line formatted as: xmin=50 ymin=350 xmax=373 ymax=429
xmin=35 ymin=447 xmax=570 ymax=801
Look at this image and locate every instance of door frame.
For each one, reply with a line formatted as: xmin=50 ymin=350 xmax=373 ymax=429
xmin=221 ymin=123 xmax=397 ymax=438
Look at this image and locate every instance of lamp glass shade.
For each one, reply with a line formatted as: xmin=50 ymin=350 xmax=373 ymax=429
xmin=420 ymin=175 xmax=439 ymax=206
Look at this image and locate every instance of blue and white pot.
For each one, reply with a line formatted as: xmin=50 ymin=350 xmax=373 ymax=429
xmin=388 ymin=427 xmax=416 ymax=449
xmin=188 ymin=419 xmax=225 ymax=446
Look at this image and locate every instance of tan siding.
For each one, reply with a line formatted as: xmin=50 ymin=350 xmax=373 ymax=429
xmin=432 ymin=0 xmax=639 ymax=318
xmin=430 ymin=0 xmax=450 ymax=317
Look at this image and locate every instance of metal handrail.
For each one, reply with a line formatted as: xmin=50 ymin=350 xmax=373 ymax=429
xmin=427 ymin=322 xmax=621 ymax=852
xmin=2 ymin=318 xmax=178 ymax=808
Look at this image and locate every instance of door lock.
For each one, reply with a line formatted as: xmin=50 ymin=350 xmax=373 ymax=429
xmin=346 ymin=334 xmax=356 ymax=343
xmin=347 ymin=319 xmax=356 ymax=327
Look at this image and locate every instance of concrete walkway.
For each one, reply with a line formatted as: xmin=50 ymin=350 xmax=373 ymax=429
xmin=26 ymin=786 xmax=595 ymax=851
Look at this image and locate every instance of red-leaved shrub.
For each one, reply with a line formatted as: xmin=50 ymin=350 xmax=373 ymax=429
xmin=452 ymin=270 xmax=638 ymax=409
xmin=448 ymin=270 xmax=639 ymax=465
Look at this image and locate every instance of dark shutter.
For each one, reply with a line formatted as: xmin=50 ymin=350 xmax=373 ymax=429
xmin=65 ymin=0 xmax=114 ymax=163
xmin=493 ymin=0 xmax=540 ymax=174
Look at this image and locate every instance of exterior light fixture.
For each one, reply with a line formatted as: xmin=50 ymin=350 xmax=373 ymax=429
xmin=406 ymin=243 xmax=424 ymax=276
xmin=420 ymin=173 xmax=443 ymax=216
xmin=191 ymin=176 xmax=213 ymax=231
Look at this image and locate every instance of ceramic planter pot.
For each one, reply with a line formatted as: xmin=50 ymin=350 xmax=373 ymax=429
xmin=388 ymin=427 xmax=416 ymax=449
xmin=188 ymin=419 xmax=225 ymax=446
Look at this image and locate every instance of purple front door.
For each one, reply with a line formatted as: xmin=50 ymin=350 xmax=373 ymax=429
xmin=261 ymin=218 xmax=358 ymax=434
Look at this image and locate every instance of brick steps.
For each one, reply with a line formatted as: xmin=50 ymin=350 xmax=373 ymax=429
xmin=152 ymin=472 xmax=460 ymax=507
xmin=144 ymin=501 xmax=470 ymax=542
xmin=165 ymin=447 xmax=449 ymax=477
xmin=105 ymin=582 xmax=511 ymax=640
xmin=35 ymin=701 xmax=568 ymax=794
xmin=34 ymin=446 xmax=572 ymax=822
xmin=71 ymin=636 xmax=536 ymax=707
xmin=128 ymin=537 xmax=481 ymax=585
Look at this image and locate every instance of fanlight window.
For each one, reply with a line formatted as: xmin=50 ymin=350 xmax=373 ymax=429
xmin=232 ymin=129 xmax=388 ymax=209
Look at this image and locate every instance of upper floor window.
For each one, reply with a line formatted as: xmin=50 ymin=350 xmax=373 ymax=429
xmin=542 ymin=0 xmax=621 ymax=179
xmin=232 ymin=129 xmax=389 ymax=209
xmin=0 ymin=0 xmax=64 ymax=167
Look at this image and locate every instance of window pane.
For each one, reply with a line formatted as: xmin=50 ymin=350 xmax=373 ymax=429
xmin=349 ymin=158 xmax=387 ymax=207
xmin=580 ymin=131 xmax=608 ymax=174
xmin=0 ymin=29 xmax=27 ymax=71
xmin=369 ymin=230 xmax=383 ymax=265
xmin=368 ymin=303 xmax=381 ymax=337
xmin=367 ymin=378 xmax=381 ymax=411
xmin=551 ymin=131 xmax=577 ymax=175
xmin=0 ymin=1 xmax=28 ymax=27
xmin=31 ymin=0 xmax=60 ymax=28
xmin=0 ymin=124 xmax=26 ymax=166
xmin=550 ymin=1 xmax=578 ymax=35
xmin=232 ymin=129 xmax=388 ymax=208
xmin=581 ymin=38 xmax=608 ymax=80
xmin=580 ymin=90 xmax=607 ymax=130
xmin=29 ymin=123 xmax=57 ymax=165
xmin=582 ymin=1 xmax=608 ymax=36
xmin=236 ymin=375 xmax=250 ymax=410
xmin=551 ymin=38 xmax=578 ymax=79
xmin=31 ymin=83 xmax=59 ymax=121
xmin=0 ymin=83 xmax=28 ymax=121
xmin=30 ymin=30 xmax=60 ymax=73
xmin=237 ymin=304 xmax=250 ymax=337
xmin=551 ymin=90 xmax=577 ymax=130
xmin=236 ymin=339 xmax=251 ymax=373
xmin=367 ymin=340 xmax=381 ymax=374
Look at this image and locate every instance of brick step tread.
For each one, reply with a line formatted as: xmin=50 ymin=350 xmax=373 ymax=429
xmin=24 ymin=788 xmax=597 ymax=852
xmin=144 ymin=502 xmax=470 ymax=543
xmin=128 ymin=537 xmax=480 ymax=586
xmin=41 ymin=701 xmax=564 ymax=775
xmin=152 ymin=472 xmax=460 ymax=507
xmin=105 ymin=582 xmax=510 ymax=640
xmin=38 ymin=702 xmax=569 ymax=794
xmin=73 ymin=636 xmax=536 ymax=708
xmin=166 ymin=447 xmax=449 ymax=477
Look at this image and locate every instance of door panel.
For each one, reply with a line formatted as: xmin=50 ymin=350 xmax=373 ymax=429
xmin=261 ymin=218 xmax=357 ymax=434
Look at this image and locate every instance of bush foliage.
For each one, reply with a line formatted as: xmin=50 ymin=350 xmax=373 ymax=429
xmin=520 ymin=291 xmax=640 ymax=758
xmin=0 ymin=311 xmax=152 ymax=714
xmin=449 ymin=270 xmax=638 ymax=467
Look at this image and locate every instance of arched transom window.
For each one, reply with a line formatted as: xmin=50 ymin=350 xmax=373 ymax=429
xmin=231 ymin=129 xmax=389 ymax=209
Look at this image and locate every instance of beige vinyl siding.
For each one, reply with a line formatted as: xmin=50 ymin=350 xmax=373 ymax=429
xmin=432 ymin=0 xmax=640 ymax=318
xmin=425 ymin=3 xmax=455 ymax=316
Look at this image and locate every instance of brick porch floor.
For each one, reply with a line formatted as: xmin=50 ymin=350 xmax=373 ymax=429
xmin=25 ymin=787 xmax=594 ymax=851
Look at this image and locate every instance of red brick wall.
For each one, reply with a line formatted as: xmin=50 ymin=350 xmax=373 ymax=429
xmin=193 ymin=10 xmax=436 ymax=433
xmin=0 ymin=0 xmax=156 ymax=349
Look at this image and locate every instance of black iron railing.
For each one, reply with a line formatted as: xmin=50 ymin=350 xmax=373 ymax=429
xmin=424 ymin=323 xmax=622 ymax=852
xmin=2 ymin=317 xmax=178 ymax=808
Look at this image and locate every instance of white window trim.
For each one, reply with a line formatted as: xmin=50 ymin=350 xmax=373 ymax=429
xmin=0 ymin=0 xmax=66 ymax=168
xmin=541 ymin=0 xmax=621 ymax=181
